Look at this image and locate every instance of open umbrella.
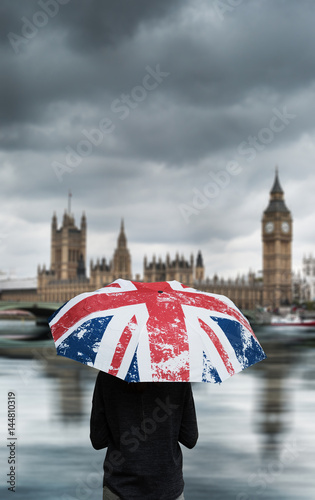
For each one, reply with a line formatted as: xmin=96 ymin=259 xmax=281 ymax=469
xmin=49 ymin=279 xmax=266 ymax=383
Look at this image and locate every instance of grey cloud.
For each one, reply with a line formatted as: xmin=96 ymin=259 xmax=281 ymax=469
xmin=59 ymin=0 xmax=184 ymax=51
xmin=1 ymin=0 xmax=315 ymax=278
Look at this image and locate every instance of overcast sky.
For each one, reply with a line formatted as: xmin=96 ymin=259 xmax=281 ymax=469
xmin=1 ymin=0 xmax=315 ymax=281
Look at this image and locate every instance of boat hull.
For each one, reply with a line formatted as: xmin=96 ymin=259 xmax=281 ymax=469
xmin=271 ymin=320 xmax=315 ymax=327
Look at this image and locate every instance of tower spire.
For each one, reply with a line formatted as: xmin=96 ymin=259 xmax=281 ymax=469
xmin=118 ymin=218 xmax=127 ymax=248
xmin=265 ymin=168 xmax=289 ymax=213
xmin=270 ymin=167 xmax=283 ymax=195
xmin=68 ymin=190 xmax=72 ymax=215
xmin=262 ymin=171 xmax=292 ymax=308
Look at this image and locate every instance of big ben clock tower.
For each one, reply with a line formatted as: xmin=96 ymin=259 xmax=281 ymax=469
xmin=262 ymin=169 xmax=292 ymax=308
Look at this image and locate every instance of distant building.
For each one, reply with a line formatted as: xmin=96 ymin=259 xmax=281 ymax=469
xmin=262 ymin=169 xmax=292 ymax=307
xmin=198 ymin=272 xmax=262 ymax=311
xmin=50 ymin=210 xmax=86 ymax=281
xmin=290 ymin=257 xmax=315 ymax=305
xmin=143 ymin=253 xmax=195 ymax=285
xmin=0 ymin=277 xmax=37 ymax=302
xmin=195 ymin=170 xmax=293 ymax=310
xmin=301 ymin=255 xmax=315 ymax=301
xmin=291 ymin=270 xmax=308 ymax=304
xmin=1 ymin=171 xmax=301 ymax=311
xmin=37 ymin=215 xmax=132 ymax=303
xmin=195 ymin=251 xmax=205 ymax=283
xmin=90 ymin=220 xmax=132 ymax=289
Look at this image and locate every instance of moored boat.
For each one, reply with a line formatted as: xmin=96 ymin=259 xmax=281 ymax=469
xmin=271 ymin=313 xmax=315 ymax=327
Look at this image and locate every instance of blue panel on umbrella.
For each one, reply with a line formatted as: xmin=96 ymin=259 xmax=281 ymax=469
xmin=202 ymin=351 xmax=221 ymax=383
xmin=57 ymin=316 xmax=113 ymax=365
xmin=210 ymin=316 xmax=266 ymax=368
xmin=125 ymin=346 xmax=140 ymax=383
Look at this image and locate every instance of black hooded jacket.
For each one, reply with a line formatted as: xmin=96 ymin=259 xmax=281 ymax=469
xmin=90 ymin=372 xmax=198 ymax=500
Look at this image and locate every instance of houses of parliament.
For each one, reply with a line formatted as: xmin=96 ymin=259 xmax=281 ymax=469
xmin=1 ymin=172 xmax=294 ymax=310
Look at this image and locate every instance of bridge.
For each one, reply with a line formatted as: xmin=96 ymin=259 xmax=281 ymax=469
xmin=0 ymin=301 xmax=62 ymax=324
xmin=0 ymin=300 xmax=269 ymax=327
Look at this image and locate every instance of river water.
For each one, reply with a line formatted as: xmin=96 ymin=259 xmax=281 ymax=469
xmin=0 ymin=320 xmax=315 ymax=500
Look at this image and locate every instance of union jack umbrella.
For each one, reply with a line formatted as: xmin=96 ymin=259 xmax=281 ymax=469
xmin=48 ymin=279 xmax=266 ymax=383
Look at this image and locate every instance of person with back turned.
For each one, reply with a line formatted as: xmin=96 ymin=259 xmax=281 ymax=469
xmin=90 ymin=371 xmax=198 ymax=500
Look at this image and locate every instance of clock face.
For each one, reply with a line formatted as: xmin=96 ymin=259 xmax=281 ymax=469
xmin=265 ymin=222 xmax=274 ymax=233
xmin=281 ymin=221 xmax=290 ymax=233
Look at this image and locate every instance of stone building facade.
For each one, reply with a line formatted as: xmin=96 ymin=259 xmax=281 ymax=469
xmin=143 ymin=253 xmax=195 ymax=286
xmin=195 ymin=251 xmax=205 ymax=283
xmin=37 ymin=216 xmax=132 ymax=303
xmin=198 ymin=273 xmax=263 ymax=311
xmin=292 ymin=255 xmax=315 ymax=303
xmin=90 ymin=220 xmax=132 ymax=289
xmin=262 ymin=170 xmax=293 ymax=307
xmin=1 ymin=172 xmax=296 ymax=311
xmin=50 ymin=211 xmax=86 ymax=280
xmin=302 ymin=255 xmax=315 ymax=301
xmin=143 ymin=251 xmax=261 ymax=309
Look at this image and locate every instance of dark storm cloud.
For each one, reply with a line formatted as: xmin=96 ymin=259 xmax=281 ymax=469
xmin=1 ymin=0 xmax=315 ymax=278
xmin=0 ymin=0 xmax=183 ymax=125
xmin=0 ymin=1 xmax=39 ymax=44
xmin=167 ymin=1 xmax=315 ymax=105
xmin=56 ymin=0 xmax=184 ymax=51
xmin=1 ymin=0 xmax=184 ymax=47
xmin=2 ymin=0 xmax=315 ymax=162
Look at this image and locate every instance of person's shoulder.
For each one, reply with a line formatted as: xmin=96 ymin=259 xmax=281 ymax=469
xmin=96 ymin=371 xmax=116 ymax=385
xmin=162 ymin=381 xmax=191 ymax=395
xmin=97 ymin=371 xmax=132 ymax=391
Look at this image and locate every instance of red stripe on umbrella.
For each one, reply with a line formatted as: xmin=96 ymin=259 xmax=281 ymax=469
xmin=198 ymin=318 xmax=235 ymax=376
xmin=108 ymin=315 xmax=137 ymax=376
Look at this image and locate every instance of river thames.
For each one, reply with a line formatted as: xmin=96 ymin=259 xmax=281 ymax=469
xmin=0 ymin=320 xmax=315 ymax=500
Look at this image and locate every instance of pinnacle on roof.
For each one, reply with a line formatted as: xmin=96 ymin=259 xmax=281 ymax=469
xmin=117 ymin=219 xmax=127 ymax=248
xmin=270 ymin=167 xmax=283 ymax=195
xmin=196 ymin=250 xmax=204 ymax=268
xmin=264 ymin=168 xmax=290 ymax=214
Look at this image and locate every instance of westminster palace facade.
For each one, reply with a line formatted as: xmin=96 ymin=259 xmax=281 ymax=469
xmin=1 ymin=171 xmax=294 ymax=310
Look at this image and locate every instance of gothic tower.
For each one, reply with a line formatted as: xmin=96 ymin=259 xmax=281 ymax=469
xmin=262 ymin=170 xmax=292 ymax=308
xmin=112 ymin=219 xmax=132 ymax=280
xmin=195 ymin=250 xmax=205 ymax=283
xmin=50 ymin=207 xmax=86 ymax=281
